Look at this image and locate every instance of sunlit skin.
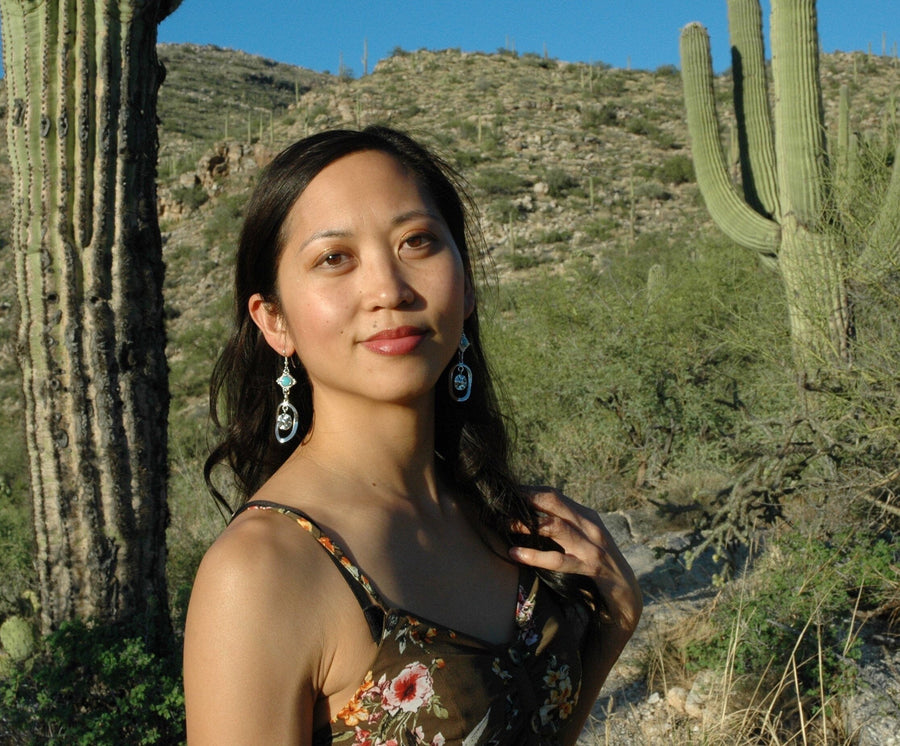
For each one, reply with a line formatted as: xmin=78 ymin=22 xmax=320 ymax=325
xmin=183 ymin=149 xmax=642 ymax=745
xmin=256 ymin=149 xmax=473 ymax=413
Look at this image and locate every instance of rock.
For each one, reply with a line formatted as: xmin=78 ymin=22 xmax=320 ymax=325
xmin=666 ymin=685 xmax=688 ymax=713
xmin=843 ymin=639 xmax=900 ymax=746
xmin=684 ymin=670 xmax=718 ymax=720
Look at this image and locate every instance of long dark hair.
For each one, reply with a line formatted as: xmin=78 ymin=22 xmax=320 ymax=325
xmin=205 ymin=126 xmax=596 ymax=608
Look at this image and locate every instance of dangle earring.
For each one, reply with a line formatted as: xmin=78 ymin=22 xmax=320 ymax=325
xmin=275 ymin=353 xmax=299 ymax=444
xmin=448 ymin=332 xmax=473 ymax=403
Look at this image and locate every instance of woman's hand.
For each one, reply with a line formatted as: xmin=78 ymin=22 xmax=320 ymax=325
xmin=508 ymin=487 xmax=642 ymax=638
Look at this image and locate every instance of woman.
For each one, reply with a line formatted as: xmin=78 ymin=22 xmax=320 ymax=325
xmin=184 ymin=126 xmax=641 ymax=745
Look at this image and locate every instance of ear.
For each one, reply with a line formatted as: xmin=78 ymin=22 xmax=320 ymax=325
xmin=248 ymin=293 xmax=296 ymax=357
xmin=463 ymin=276 xmax=476 ymax=319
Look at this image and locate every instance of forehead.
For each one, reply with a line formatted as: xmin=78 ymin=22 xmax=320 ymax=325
xmin=288 ymin=149 xmax=437 ymax=229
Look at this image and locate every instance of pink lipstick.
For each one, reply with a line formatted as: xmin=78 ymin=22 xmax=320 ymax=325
xmin=362 ymin=326 xmax=427 ymax=355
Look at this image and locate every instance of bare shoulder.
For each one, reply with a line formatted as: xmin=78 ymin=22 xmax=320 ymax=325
xmin=183 ymin=506 xmax=342 ymax=744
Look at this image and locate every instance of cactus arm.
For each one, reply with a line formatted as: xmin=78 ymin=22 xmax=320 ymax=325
xmin=836 ymin=84 xmax=850 ymax=180
xmin=156 ymin=0 xmax=182 ymax=21
xmin=857 ymin=137 xmax=900 ymax=279
xmin=680 ymin=22 xmax=781 ymax=259
xmin=771 ymin=0 xmax=830 ymax=227
xmin=728 ymin=0 xmax=780 ymax=220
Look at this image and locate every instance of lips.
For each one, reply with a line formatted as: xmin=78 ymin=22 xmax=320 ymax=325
xmin=361 ymin=326 xmax=428 ymax=355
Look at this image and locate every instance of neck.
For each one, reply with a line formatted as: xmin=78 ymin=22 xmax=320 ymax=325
xmin=294 ymin=391 xmax=443 ymax=507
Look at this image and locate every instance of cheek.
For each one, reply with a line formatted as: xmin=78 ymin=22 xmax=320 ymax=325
xmin=285 ymin=293 xmax=349 ymax=350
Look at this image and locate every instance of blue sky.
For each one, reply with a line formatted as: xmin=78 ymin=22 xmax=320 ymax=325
xmin=154 ymin=0 xmax=899 ymax=75
xmin=0 ymin=2 xmax=896 ymax=77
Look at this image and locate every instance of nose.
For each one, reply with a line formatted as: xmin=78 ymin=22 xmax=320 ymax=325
xmin=362 ymin=253 xmax=416 ymax=310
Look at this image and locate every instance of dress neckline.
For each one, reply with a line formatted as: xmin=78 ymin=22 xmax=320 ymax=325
xmin=235 ymin=499 xmax=536 ymax=649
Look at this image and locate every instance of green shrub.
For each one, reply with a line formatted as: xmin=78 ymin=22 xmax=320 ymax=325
xmin=654 ymin=64 xmax=680 ymax=77
xmin=474 ymin=168 xmax=528 ymax=195
xmin=581 ymin=103 xmax=619 ymax=130
xmin=685 ymin=529 xmax=897 ymax=699
xmin=625 ymin=116 xmax=656 ymax=137
xmin=453 ymin=149 xmax=484 ymax=169
xmin=657 ymin=154 xmax=695 ymax=184
xmin=170 ymin=183 xmax=208 ymax=212
xmin=203 ymin=192 xmax=246 ymax=249
xmin=535 ymin=228 xmax=572 ymax=245
xmin=0 ymin=619 xmax=185 ymax=744
xmin=541 ymin=168 xmax=580 ymax=197
xmin=0 ymin=476 xmax=34 ymax=618
xmin=509 ymin=253 xmax=546 ymax=270
xmin=483 ymin=234 xmax=790 ymax=493
xmin=582 ymin=216 xmax=618 ymax=241
xmin=0 ymin=616 xmax=35 ymax=661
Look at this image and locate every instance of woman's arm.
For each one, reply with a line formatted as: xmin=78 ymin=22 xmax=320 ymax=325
xmin=507 ymin=488 xmax=643 ymax=744
xmin=183 ymin=515 xmax=324 ymax=745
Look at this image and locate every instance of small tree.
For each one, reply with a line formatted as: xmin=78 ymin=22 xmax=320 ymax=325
xmin=680 ymin=0 xmax=900 ymax=383
xmin=0 ymin=0 xmax=182 ymax=640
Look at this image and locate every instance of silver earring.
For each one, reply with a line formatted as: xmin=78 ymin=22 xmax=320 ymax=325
xmin=449 ymin=332 xmax=473 ymax=403
xmin=275 ymin=354 xmax=299 ymax=444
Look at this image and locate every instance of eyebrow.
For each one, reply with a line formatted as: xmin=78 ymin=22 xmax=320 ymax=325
xmin=297 ymin=210 xmax=443 ymax=252
xmin=391 ymin=209 xmax=441 ymax=226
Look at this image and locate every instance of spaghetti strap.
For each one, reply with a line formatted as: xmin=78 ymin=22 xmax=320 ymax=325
xmin=231 ymin=499 xmax=386 ymax=642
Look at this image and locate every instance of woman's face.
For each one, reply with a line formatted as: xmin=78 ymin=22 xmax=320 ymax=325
xmin=251 ymin=149 xmax=473 ymax=409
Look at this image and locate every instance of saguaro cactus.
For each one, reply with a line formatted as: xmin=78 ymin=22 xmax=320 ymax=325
xmin=680 ymin=0 xmax=900 ymax=378
xmin=0 ymin=0 xmax=181 ymax=637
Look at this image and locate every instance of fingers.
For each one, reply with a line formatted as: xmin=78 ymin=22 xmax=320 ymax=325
xmin=511 ymin=486 xmax=641 ymax=611
xmin=520 ymin=487 xmax=611 ymax=550
xmin=507 ymin=545 xmax=570 ymax=573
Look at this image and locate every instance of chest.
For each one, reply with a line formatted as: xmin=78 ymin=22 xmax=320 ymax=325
xmin=335 ymin=511 xmax=521 ymax=646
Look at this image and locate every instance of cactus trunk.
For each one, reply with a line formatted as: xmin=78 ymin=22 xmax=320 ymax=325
xmin=0 ymin=0 xmax=175 ymax=637
xmin=680 ymin=0 xmax=851 ymax=378
xmin=770 ymin=0 xmax=850 ymax=369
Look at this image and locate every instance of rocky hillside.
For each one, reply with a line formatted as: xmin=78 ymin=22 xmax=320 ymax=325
xmin=3 ymin=44 xmax=899 ymax=463
xmin=2 ymin=42 xmax=900 ymax=495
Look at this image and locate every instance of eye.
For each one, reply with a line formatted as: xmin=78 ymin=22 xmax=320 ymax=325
xmin=315 ymin=250 xmax=353 ymax=270
xmin=401 ymin=232 xmax=436 ymax=251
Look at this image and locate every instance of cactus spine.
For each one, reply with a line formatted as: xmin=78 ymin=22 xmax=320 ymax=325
xmin=0 ymin=0 xmax=179 ymax=637
xmin=680 ymin=0 xmax=864 ymax=374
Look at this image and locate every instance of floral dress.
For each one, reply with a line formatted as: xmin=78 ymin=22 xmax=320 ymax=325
xmin=233 ymin=500 xmax=591 ymax=746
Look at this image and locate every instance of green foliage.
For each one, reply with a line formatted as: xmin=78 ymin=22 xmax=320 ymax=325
xmin=452 ymin=149 xmax=485 ymax=169
xmin=656 ymin=154 xmax=695 ymax=185
xmin=541 ymin=168 xmax=580 ymax=197
xmin=634 ymin=181 xmax=672 ymax=202
xmin=0 ymin=477 xmax=35 ymax=618
xmin=582 ymin=216 xmax=619 ymax=241
xmin=474 ymin=168 xmax=528 ymax=195
xmin=685 ymin=529 xmax=897 ymax=699
xmin=509 ymin=253 xmax=547 ymax=270
xmin=484 ymin=234 xmax=791 ymax=494
xmin=535 ymin=228 xmax=573 ymax=245
xmin=581 ymin=103 xmax=619 ymax=130
xmin=0 ymin=619 xmax=185 ymax=745
xmin=203 ymin=192 xmax=246 ymax=249
xmin=0 ymin=616 xmax=35 ymax=661
xmin=170 ymin=182 xmax=209 ymax=212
